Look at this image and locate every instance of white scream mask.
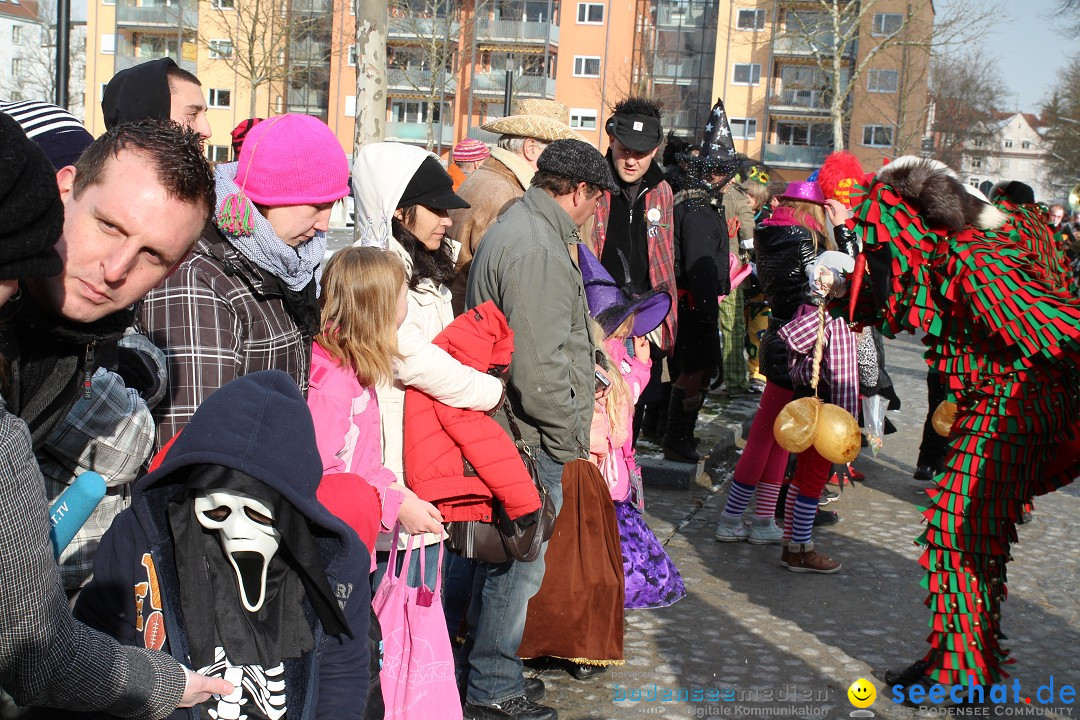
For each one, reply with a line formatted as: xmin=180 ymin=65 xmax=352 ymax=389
xmin=195 ymin=490 xmax=281 ymax=612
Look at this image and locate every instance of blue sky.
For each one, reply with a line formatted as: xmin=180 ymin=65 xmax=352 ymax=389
xmin=962 ymin=0 xmax=1075 ymax=112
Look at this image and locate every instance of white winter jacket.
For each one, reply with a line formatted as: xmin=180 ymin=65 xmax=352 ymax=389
xmin=375 ymin=236 xmax=503 ymax=549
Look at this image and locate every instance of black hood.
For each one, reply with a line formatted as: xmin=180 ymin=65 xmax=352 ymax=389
xmin=102 ymin=57 xmax=176 ymax=131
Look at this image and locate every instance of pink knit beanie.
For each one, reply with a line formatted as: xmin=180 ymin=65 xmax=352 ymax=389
xmin=453 ymin=138 xmax=490 ymax=163
xmin=218 ymin=114 xmax=349 ymax=235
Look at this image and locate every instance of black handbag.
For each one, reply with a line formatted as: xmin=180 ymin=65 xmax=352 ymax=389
xmin=445 ymin=406 xmax=556 ymax=563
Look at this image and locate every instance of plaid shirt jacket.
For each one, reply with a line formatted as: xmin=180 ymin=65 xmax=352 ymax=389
xmin=141 ymin=228 xmax=312 ymax=446
xmin=589 ymin=180 xmax=678 ymax=353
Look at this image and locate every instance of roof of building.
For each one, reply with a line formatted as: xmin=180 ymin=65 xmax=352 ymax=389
xmin=0 ymin=0 xmax=40 ymax=22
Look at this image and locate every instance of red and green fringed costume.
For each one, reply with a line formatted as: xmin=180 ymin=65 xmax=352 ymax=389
xmin=847 ymin=182 xmax=1080 ymax=687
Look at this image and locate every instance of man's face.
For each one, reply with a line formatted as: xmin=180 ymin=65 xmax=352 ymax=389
xmin=261 ymin=203 xmax=334 ymax=247
xmin=29 ymin=151 xmax=206 ymax=323
xmin=569 ymin=183 xmax=603 ymax=226
xmin=1049 ymin=207 xmax=1065 ymax=226
xmin=609 ymin=137 xmax=658 ymax=184
xmin=170 ymin=79 xmax=211 ymax=140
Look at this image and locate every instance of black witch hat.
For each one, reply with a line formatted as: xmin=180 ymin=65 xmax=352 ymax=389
xmin=698 ymin=97 xmax=741 ymax=177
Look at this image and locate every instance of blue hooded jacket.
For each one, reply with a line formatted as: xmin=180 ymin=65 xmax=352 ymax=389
xmin=73 ymin=370 xmax=369 ymax=720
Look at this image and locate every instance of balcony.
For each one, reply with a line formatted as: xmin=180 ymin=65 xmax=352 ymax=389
xmin=471 ymin=72 xmax=555 ymax=98
xmin=386 ymin=121 xmax=455 ymax=145
xmin=389 ymin=15 xmax=461 ymax=39
xmin=387 ymin=67 xmax=458 ymax=94
xmin=769 ymin=88 xmax=831 ymax=115
xmin=652 ymin=58 xmax=703 ymax=80
xmin=762 ymin=143 xmax=831 ymax=167
xmin=466 ymin=126 xmax=502 ymax=143
xmin=291 ymin=0 xmax=333 ymax=13
xmin=475 ymin=19 xmax=558 ymax=46
xmin=655 ymin=3 xmax=710 ymax=28
xmin=115 ymin=0 xmax=196 ymax=29
xmin=114 ymin=53 xmax=196 ymax=73
xmin=289 ymin=39 xmax=331 ymax=64
xmin=773 ymin=34 xmax=854 ymax=58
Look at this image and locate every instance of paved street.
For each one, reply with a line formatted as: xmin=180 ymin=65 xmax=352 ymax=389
xmin=530 ymin=333 xmax=1080 ymax=720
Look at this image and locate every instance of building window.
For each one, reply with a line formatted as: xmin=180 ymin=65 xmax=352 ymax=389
xmin=730 ymin=117 xmax=757 ymax=139
xmin=576 ymin=2 xmax=603 ymax=24
xmin=207 ymin=145 xmax=230 ymax=163
xmin=100 ymin=82 xmax=108 ymax=100
xmin=569 ymin=108 xmax=598 ymax=130
xmin=969 ymin=178 xmax=980 ymax=188
xmin=12 ymin=26 xmax=21 ymax=44
xmin=211 ymin=0 xmax=235 ymax=8
xmin=872 ymin=12 xmax=903 ymax=36
xmin=208 ymin=88 xmax=231 ymax=108
xmin=345 ymin=95 xmax=356 ymax=116
xmin=776 ymin=121 xmax=830 ymax=146
xmin=11 ymin=58 xmax=22 ymax=76
xmin=970 ymin=158 xmax=981 ymax=169
xmin=102 ymin=0 xmax=116 ymax=6
xmin=973 ymin=138 xmax=985 ymax=148
xmin=348 ymin=44 xmax=357 ymax=66
xmin=573 ymin=56 xmax=601 ymax=77
xmin=1003 ymin=138 xmax=1013 ymax=149
xmin=100 ymin=33 xmax=115 ymax=54
xmin=736 ymin=8 xmax=765 ymax=31
xmin=1021 ymin=140 xmax=1031 ymax=150
xmin=862 ymin=125 xmax=893 ymax=147
xmin=732 ymin=63 xmax=761 ymax=85
xmin=209 ymin=39 xmax=233 ymax=59
xmin=867 ymin=69 xmax=898 ymax=93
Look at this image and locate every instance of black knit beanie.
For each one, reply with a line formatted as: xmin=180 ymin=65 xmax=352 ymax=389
xmin=0 ymin=112 xmax=64 ymax=280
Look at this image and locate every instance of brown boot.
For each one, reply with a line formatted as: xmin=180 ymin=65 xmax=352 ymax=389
xmin=784 ymin=542 xmax=841 ymax=574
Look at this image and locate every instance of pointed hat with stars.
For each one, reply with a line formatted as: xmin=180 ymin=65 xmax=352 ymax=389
xmin=698 ymin=97 xmax=741 ymax=177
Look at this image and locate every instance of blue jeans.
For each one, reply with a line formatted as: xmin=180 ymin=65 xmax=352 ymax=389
xmin=463 ymin=448 xmax=565 ymax=705
xmin=443 ymin=552 xmax=477 ymax=640
xmin=372 ymin=540 xmax=442 ymax=591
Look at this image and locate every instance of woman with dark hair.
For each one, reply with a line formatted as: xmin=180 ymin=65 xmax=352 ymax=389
xmin=351 ymin=143 xmax=504 ymax=589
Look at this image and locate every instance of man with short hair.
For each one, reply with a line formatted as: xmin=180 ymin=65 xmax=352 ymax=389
xmin=448 ymin=99 xmax=582 ymax=314
xmin=2 ymin=120 xmax=214 ymax=449
xmin=464 ymin=138 xmax=615 ymax=720
xmin=592 ymin=97 xmax=677 ymax=352
xmin=102 ymin=57 xmax=212 ymax=140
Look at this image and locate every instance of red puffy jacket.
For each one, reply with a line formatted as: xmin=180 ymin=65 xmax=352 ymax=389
xmin=403 ymin=301 xmax=541 ymax=522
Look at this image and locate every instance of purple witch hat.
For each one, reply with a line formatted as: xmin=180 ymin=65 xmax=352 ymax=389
xmin=578 ymin=246 xmax=671 ymax=337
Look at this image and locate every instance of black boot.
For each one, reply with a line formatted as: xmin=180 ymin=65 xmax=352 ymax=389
xmin=662 ymin=387 xmax=701 ymax=463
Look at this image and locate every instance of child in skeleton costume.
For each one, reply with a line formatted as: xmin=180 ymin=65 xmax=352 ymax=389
xmin=73 ymin=370 xmax=370 ymax=720
xmin=831 ymin=157 xmax=1080 ymax=692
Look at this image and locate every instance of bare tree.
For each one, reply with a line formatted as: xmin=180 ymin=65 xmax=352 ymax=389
xmin=1039 ymin=55 xmax=1080 ymax=198
xmin=1 ymin=0 xmax=85 ymax=113
xmin=197 ymin=0 xmax=335 ymax=118
xmin=925 ymin=48 xmax=1004 ymax=170
xmin=387 ymin=0 xmax=460 ymax=150
xmin=777 ymin=0 xmax=1000 ymax=150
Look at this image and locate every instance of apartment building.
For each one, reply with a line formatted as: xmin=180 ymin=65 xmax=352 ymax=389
xmin=709 ymin=0 xmax=932 ymax=179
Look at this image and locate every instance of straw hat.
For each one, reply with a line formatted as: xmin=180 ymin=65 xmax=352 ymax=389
xmin=481 ymin=99 xmax=585 ymax=142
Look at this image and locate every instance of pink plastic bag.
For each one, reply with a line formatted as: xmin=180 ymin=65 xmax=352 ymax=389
xmin=372 ymin=532 xmax=461 ymax=720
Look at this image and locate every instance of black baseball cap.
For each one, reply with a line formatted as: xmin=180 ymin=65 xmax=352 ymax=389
xmin=605 ymin=113 xmax=664 ymax=152
xmin=397 ymin=156 xmax=470 ymax=210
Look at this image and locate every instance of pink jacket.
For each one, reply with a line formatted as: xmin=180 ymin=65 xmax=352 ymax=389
xmin=590 ymin=339 xmax=651 ymax=501
xmin=307 ymin=342 xmax=403 ymax=535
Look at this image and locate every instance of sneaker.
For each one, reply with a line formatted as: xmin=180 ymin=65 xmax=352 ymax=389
xmin=748 ymin=379 xmax=766 ymax=394
xmin=567 ymin=663 xmax=607 ymax=680
xmin=715 ymin=515 xmax=748 ymax=542
xmin=819 ymin=488 xmax=839 ymax=505
xmin=780 ymin=545 xmax=790 ymax=567
xmin=464 ymin=696 xmax=558 ymax=720
xmin=814 ymin=509 xmax=840 ymax=526
xmin=747 ymin=518 xmax=783 ymax=545
xmin=784 ymin=544 xmax=842 ymax=574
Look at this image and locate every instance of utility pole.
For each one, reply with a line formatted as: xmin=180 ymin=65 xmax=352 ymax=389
xmin=54 ymin=0 xmax=71 ymax=109
xmin=353 ymin=0 xmax=388 ymax=242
